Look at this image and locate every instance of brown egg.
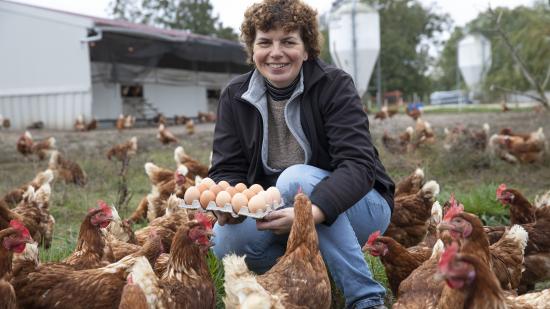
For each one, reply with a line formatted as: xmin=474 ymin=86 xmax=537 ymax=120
xmin=225 ymin=186 xmax=238 ymax=197
xmin=235 ymin=183 xmax=247 ymax=192
xmin=197 ymin=183 xmax=209 ymax=193
xmin=183 ymin=186 xmax=201 ymax=204
xmin=266 ymin=187 xmax=282 ymax=204
xmin=242 ymin=189 xmax=256 ymax=200
xmin=249 ymin=184 xmax=264 ymax=194
xmin=231 ymin=193 xmax=248 ymax=213
xmin=200 ymin=177 xmax=216 ymax=188
xmin=248 ymin=194 xmax=267 ymax=213
xmin=209 ymin=184 xmax=222 ymax=196
xmin=199 ymin=190 xmax=215 ymax=209
xmin=215 ymin=191 xmax=232 ymax=208
xmin=218 ymin=180 xmax=230 ymax=189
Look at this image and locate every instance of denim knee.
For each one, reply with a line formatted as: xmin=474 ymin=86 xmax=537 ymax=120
xmin=276 ymin=164 xmax=329 ymax=203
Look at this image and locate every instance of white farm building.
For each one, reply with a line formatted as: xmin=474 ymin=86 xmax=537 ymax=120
xmin=0 ymin=0 xmax=249 ymax=130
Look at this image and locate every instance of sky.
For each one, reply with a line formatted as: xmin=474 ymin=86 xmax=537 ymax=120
xmin=10 ymin=0 xmax=534 ymax=31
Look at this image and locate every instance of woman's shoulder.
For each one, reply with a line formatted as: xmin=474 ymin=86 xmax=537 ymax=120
xmin=223 ymin=70 xmax=254 ymax=94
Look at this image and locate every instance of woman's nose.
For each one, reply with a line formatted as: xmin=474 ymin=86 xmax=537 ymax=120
xmin=269 ymin=42 xmax=283 ymax=57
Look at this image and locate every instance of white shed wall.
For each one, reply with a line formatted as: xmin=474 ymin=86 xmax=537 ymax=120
xmin=92 ymin=82 xmax=122 ymax=119
xmin=144 ymin=84 xmax=208 ymax=116
xmin=0 ymin=1 xmax=93 ymax=129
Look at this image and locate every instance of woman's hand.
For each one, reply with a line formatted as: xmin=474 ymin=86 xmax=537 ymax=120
xmin=213 ymin=211 xmax=246 ymax=226
xmin=256 ymin=207 xmax=295 ymax=234
xmin=256 ymin=204 xmax=326 ymax=234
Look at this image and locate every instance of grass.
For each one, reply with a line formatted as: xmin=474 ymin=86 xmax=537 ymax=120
xmin=1 ymin=110 xmax=549 ymax=307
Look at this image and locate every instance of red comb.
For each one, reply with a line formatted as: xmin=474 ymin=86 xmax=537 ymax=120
xmin=10 ymin=220 xmax=30 ymax=238
xmin=449 ymin=193 xmax=457 ymax=208
xmin=439 ymin=242 xmax=459 ymax=271
xmin=496 ymin=184 xmax=507 ymax=197
xmin=367 ymin=230 xmax=381 ymax=246
xmin=194 ymin=213 xmax=212 ymax=230
xmin=97 ymin=200 xmax=113 ymax=217
xmin=443 ymin=194 xmax=464 ymax=222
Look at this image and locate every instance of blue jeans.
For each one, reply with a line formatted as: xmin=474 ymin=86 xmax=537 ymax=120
xmin=212 ymin=164 xmax=391 ymax=308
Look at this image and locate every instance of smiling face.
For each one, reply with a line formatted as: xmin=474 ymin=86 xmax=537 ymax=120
xmin=253 ymin=28 xmax=308 ymax=88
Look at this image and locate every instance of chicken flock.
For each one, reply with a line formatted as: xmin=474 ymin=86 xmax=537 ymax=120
xmin=1 ymin=108 xmax=549 ymax=308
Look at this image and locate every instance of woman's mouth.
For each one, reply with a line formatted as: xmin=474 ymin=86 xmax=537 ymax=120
xmin=268 ymin=63 xmax=289 ymax=69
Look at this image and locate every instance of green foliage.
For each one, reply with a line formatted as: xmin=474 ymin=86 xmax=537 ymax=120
xmin=363 ymin=0 xmax=451 ymax=99
xmin=433 ymin=4 xmax=550 ymax=94
xmin=108 ymin=0 xmax=238 ymax=41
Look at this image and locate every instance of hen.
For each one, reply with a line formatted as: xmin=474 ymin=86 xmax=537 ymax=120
xmin=63 ymin=201 xmax=116 ymax=269
xmin=186 ymin=119 xmax=195 ymax=135
xmin=118 ymin=274 xmax=149 ymax=309
xmin=0 ymin=220 xmax=33 ymax=309
xmin=381 ymin=127 xmax=413 ymax=154
xmin=74 ymin=115 xmax=86 ymax=131
xmin=496 ymin=183 xmax=536 ymax=225
xmin=157 ymin=123 xmax=179 ymax=144
xmin=488 ymin=127 xmax=546 ymax=163
xmin=394 ymin=168 xmax=424 ymax=198
xmin=438 ymin=205 xmax=528 ymax=290
xmin=392 ymin=240 xmax=446 ymax=308
xmin=11 ymin=184 xmax=54 ymax=249
xmin=49 ymin=150 xmax=88 ymax=186
xmin=12 ymin=253 xmax=160 ymax=309
xmin=384 ymin=180 xmax=440 ymax=247
xmin=174 ymin=146 xmax=209 ymax=179
xmin=363 ymin=230 xmax=432 ymax=296
xmin=116 ymin=114 xmax=125 ymax=131
xmin=30 ymin=136 xmax=56 ymax=160
xmin=437 ymin=242 xmax=550 ymax=309
xmin=135 ymin=195 xmax=188 ymax=253
xmin=0 ymin=114 xmax=10 ymax=129
xmin=106 ymin=136 xmax=138 ymax=162
xmin=16 ymin=131 xmax=33 ymax=157
xmin=155 ymin=213 xmax=216 ymax=308
xmin=2 ymin=169 xmax=54 ymax=207
xmin=223 ymin=193 xmax=331 ymax=308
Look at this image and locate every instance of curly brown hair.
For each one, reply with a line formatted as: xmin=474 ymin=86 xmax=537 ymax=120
xmin=240 ymin=0 xmax=322 ymax=64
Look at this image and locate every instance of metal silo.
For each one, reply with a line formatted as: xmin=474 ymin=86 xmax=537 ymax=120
xmin=458 ymin=34 xmax=492 ymax=95
xmin=328 ymin=0 xmax=380 ymax=98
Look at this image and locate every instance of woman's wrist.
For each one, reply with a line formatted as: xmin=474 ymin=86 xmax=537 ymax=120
xmin=311 ymin=204 xmax=326 ymax=224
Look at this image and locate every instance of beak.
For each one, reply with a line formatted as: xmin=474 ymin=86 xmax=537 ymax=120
xmin=433 ymin=272 xmax=445 ymax=282
xmin=362 ymin=244 xmax=372 ymax=253
xmin=438 ymin=221 xmax=454 ymax=232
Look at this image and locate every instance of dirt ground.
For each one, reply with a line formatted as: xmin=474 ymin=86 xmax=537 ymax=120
xmin=1 ymin=110 xmax=548 ymax=160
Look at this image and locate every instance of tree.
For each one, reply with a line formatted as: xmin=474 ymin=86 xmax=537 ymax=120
xmin=361 ymin=0 xmax=450 ymax=100
xmin=108 ymin=0 xmax=238 ymax=41
xmin=431 ymin=27 xmax=465 ymax=91
xmin=433 ymin=2 xmax=550 ymax=107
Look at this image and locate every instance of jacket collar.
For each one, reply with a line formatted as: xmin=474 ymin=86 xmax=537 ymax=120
xmin=235 ymin=57 xmax=329 ymax=102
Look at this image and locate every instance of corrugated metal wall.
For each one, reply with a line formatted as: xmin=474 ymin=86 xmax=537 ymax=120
xmin=0 ymin=1 xmax=93 ymax=130
xmin=0 ymin=91 xmax=91 ymax=130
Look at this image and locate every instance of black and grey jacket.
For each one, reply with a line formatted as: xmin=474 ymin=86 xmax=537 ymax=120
xmin=209 ymin=58 xmax=395 ymax=225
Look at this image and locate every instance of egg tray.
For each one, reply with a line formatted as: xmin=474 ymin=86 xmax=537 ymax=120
xmin=179 ymin=199 xmax=284 ymax=219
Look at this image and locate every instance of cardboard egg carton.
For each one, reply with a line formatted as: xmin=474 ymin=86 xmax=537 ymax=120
xmin=205 ymin=202 xmax=239 ymax=218
xmin=179 ymin=199 xmax=203 ymax=211
xmin=180 ymin=199 xmax=285 ymax=219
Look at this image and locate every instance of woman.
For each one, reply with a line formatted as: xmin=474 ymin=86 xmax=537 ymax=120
xmin=209 ymin=0 xmax=394 ymax=308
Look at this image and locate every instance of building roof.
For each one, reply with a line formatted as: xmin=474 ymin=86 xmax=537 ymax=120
xmin=4 ymin=0 xmax=249 ymax=73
